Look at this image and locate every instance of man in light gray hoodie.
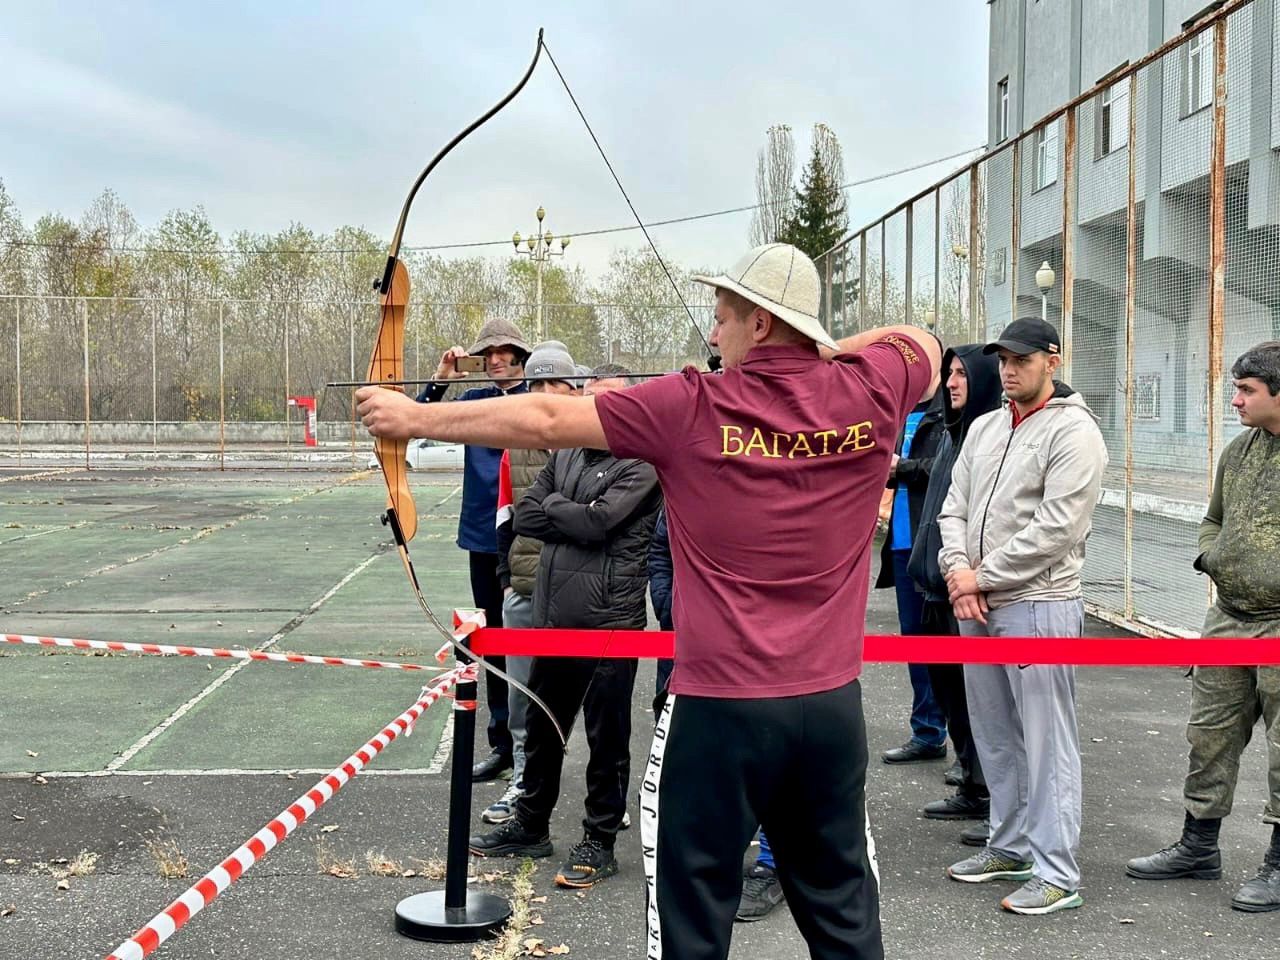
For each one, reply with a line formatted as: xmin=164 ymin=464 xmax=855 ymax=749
xmin=937 ymin=318 xmax=1107 ymax=916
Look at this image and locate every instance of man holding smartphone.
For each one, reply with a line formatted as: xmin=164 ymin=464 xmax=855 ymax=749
xmin=416 ymin=316 xmax=531 ymax=783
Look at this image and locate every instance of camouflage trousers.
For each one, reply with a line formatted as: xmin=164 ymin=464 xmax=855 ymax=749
xmin=1184 ymin=605 xmax=1280 ymax=824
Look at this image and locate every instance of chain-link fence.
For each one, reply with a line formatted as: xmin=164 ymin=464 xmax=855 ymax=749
xmin=817 ymin=0 xmax=1269 ymax=637
xmin=0 ymin=295 xmax=713 ymax=456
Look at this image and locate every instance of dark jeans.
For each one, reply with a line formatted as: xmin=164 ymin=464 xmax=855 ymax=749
xmin=892 ymin=550 xmax=946 ymax=748
xmin=921 ymin=601 xmax=986 ymax=798
xmin=469 ymin=551 xmax=510 ymax=757
xmin=515 ymin=655 xmax=639 ymax=843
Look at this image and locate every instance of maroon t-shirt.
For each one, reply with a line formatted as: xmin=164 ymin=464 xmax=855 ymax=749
xmin=594 ymin=338 xmax=930 ymax=698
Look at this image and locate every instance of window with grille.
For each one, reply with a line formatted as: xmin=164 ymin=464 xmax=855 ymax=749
xmin=1134 ymin=373 xmax=1161 ymax=420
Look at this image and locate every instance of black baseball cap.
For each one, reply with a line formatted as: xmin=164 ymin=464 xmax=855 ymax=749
xmin=983 ymin=318 xmax=1060 ymax=356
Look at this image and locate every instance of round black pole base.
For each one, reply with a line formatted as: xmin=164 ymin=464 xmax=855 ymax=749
xmin=394 ymin=890 xmax=511 ymax=943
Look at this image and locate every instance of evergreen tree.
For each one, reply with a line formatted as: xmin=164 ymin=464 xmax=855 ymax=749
xmin=779 ymin=124 xmax=848 ymax=260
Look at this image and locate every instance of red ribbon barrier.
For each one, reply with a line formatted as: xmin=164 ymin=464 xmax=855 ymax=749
xmin=467 ymin=627 xmax=1280 ymax=667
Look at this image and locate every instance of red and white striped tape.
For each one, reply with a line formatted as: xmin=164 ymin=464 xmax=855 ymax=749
xmin=3 ymin=633 xmax=448 ymax=674
xmin=103 ymin=663 xmax=474 ymax=960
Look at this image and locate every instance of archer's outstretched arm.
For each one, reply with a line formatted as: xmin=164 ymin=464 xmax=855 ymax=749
xmin=356 ymin=386 xmax=609 ymax=452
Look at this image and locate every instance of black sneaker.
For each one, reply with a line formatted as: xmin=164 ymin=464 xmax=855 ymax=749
xmin=923 ymin=792 xmax=989 ymax=820
xmin=554 ymin=837 xmax=617 ymax=888
xmin=472 ymin=749 xmax=514 ymax=783
xmin=469 ymin=819 xmax=553 ymax=859
xmin=735 ymin=863 xmax=784 ymax=922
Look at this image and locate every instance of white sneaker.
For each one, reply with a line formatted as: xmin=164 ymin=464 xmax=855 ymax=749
xmin=481 ymin=784 xmax=523 ymax=824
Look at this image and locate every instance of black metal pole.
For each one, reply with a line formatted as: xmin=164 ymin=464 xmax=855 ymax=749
xmin=394 ymin=672 xmax=510 ymax=942
xmin=443 ymin=675 xmax=477 ymax=911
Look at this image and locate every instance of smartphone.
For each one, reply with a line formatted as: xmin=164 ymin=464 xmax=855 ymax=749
xmin=454 ymin=355 xmax=486 ymax=374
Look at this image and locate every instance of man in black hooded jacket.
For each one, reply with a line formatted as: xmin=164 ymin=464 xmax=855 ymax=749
xmin=908 ymin=344 xmax=1003 ymax=834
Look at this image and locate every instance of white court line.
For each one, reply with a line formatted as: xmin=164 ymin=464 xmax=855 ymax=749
xmin=425 ymin=712 xmax=454 ymax=775
xmin=106 ymin=553 xmax=381 ymax=771
xmin=0 ymin=522 xmax=88 ymax=544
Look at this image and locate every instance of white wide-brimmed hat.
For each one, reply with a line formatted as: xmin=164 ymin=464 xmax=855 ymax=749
xmin=692 ymin=243 xmax=838 ymax=351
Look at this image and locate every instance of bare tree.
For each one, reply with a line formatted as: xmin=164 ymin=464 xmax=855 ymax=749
xmin=812 ymin=123 xmax=849 ymax=241
xmin=749 ymin=125 xmax=796 ymax=247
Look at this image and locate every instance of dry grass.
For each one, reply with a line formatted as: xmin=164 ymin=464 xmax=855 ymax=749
xmin=316 ymin=840 xmax=358 ymax=879
xmin=364 ymin=850 xmax=404 ymax=877
xmin=38 ymin=850 xmax=99 ymax=880
xmin=145 ymin=839 xmax=189 ymax=879
xmin=470 ymin=859 xmax=538 ymax=960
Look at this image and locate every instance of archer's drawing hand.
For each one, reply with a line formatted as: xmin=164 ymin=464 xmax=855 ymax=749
xmin=357 ymin=387 xmax=422 ymax=441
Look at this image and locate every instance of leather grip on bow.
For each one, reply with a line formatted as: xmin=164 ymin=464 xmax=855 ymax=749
xmin=366 ymin=28 xmax=567 ymax=748
xmin=367 ymin=258 xmax=414 ymax=541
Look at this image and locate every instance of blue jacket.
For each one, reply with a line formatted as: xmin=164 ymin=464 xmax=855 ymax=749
xmin=648 ymin=505 xmax=674 ymax=630
xmin=417 ymin=381 xmax=528 ymax=553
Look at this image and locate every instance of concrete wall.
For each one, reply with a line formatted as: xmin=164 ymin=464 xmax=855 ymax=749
xmin=0 ymin=421 xmax=362 ymax=445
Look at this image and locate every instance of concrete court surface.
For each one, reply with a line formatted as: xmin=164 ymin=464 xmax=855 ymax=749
xmin=0 ymin=464 xmax=1276 ymax=959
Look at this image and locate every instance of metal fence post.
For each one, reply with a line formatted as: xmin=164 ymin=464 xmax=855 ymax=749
xmin=219 ymin=302 xmax=226 ymax=472
xmin=150 ymin=300 xmax=158 ymax=451
xmin=1207 ymin=17 xmax=1228 ymax=493
xmin=1124 ymin=71 xmax=1139 ymax=622
xmin=81 ymin=298 xmax=91 ymax=470
xmin=14 ymin=299 xmax=21 ymax=466
xmin=1061 ymin=105 xmax=1077 ymax=383
xmin=968 ymin=164 xmax=981 ymax=341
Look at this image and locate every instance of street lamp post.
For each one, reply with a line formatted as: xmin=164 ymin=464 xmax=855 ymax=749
xmin=951 ymin=243 xmax=968 ymax=335
xmin=1035 ymin=260 xmax=1056 ymax=323
xmin=512 ymin=206 xmax=571 ymax=342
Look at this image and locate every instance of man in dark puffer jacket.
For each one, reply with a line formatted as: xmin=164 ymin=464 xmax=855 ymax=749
xmin=469 ymin=364 xmax=662 ymax=890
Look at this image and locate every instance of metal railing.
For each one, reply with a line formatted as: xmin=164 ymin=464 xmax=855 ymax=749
xmin=815 ymin=0 xmax=1268 ymax=636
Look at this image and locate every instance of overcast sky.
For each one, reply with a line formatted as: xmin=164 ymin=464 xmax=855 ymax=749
xmin=0 ymin=1 xmax=990 ymax=277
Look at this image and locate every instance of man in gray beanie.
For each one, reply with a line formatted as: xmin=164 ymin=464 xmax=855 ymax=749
xmin=417 ymin=316 xmax=532 ymax=783
xmin=483 ymin=340 xmax=579 ymax=824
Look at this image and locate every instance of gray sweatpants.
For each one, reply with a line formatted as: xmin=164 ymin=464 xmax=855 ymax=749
xmin=501 ymin=591 xmax=534 ymax=790
xmin=960 ymin=598 xmax=1083 ymax=891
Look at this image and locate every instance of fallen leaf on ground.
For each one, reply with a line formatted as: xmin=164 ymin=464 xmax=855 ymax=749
xmin=530 ymin=895 xmax=547 ymax=904
xmin=549 ymin=946 xmax=569 ymax=955
xmin=1118 ymin=918 xmax=1135 ymax=924
xmin=11 ymin=814 xmax=24 ymax=822
xmin=24 ymin=751 xmax=37 ymax=759
xmin=0 ymin=905 xmax=15 ymax=917
xmin=55 ymin=879 xmax=69 ymax=891
xmin=320 ymin=825 xmax=339 ymax=834
xmin=33 ymin=776 xmax=47 ymax=786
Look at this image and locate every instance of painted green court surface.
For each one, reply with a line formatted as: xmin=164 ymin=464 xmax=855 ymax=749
xmin=0 ymin=466 xmax=474 ymax=775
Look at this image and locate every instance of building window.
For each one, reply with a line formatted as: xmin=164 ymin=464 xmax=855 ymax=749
xmin=990 ymin=247 xmax=1007 ymax=286
xmin=1134 ymin=373 xmax=1161 ymax=421
xmin=1097 ymin=79 xmax=1129 ymax=158
xmin=996 ymin=77 xmax=1010 ymax=142
xmin=1182 ymin=29 xmax=1213 ymax=116
xmin=1035 ymin=122 xmax=1059 ymax=190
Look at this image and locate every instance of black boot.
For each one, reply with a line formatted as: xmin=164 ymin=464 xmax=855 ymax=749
xmin=1231 ymin=825 xmax=1280 ymax=913
xmin=1125 ymin=812 xmax=1222 ymax=880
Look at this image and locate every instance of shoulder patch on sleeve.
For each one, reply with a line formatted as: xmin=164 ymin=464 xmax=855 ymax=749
xmin=878 ymin=335 xmax=921 ymax=365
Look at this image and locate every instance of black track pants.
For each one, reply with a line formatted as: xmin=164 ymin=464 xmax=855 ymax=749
xmin=640 ymin=679 xmax=882 ymax=960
